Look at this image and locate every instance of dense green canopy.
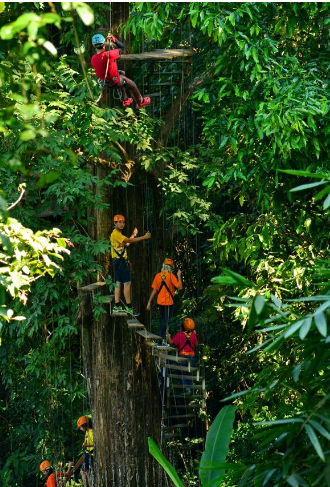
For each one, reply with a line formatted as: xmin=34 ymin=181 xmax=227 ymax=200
xmin=0 ymin=2 xmax=329 ymax=487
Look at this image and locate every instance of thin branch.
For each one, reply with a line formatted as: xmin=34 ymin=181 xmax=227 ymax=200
xmin=7 ymin=184 xmax=26 ymax=211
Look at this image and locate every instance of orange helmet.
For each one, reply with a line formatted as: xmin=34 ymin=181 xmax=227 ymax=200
xmin=183 ymin=318 xmax=195 ymax=331
xmin=40 ymin=460 xmax=52 ymax=472
xmin=113 ymin=214 xmax=125 ymax=222
xmin=77 ymin=416 xmax=89 ymax=428
xmin=163 ymin=258 xmax=174 ymax=267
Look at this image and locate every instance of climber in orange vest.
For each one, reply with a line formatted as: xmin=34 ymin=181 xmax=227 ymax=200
xmin=146 ymin=258 xmax=182 ymax=340
xmin=167 ymin=318 xmax=198 ymax=395
xmin=39 ymin=460 xmax=74 ymax=487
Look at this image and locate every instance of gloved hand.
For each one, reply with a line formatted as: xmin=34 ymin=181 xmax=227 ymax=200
xmin=107 ymin=34 xmax=117 ymax=43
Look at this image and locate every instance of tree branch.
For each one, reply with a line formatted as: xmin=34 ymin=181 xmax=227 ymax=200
xmin=7 ymin=184 xmax=26 ymax=211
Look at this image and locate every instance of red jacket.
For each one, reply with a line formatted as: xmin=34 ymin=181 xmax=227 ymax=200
xmin=172 ymin=331 xmax=198 ymax=356
xmin=91 ymin=49 xmax=120 ymax=82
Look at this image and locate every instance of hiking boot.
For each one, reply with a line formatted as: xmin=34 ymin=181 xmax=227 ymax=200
xmin=122 ymin=97 xmax=133 ymax=107
xmin=136 ymin=97 xmax=151 ymax=109
xmin=124 ymin=305 xmax=140 ymax=317
xmin=113 ymin=304 xmax=124 ymax=314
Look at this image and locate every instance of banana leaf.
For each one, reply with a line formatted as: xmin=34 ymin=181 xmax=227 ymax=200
xmin=199 ymin=405 xmax=236 ymax=487
xmin=148 ymin=437 xmax=185 ymax=487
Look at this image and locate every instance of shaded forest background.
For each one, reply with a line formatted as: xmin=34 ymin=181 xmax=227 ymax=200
xmin=0 ymin=2 xmax=329 ymax=487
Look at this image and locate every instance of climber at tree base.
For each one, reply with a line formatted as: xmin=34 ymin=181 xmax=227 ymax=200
xmin=77 ymin=416 xmax=94 ymax=487
xmin=39 ymin=460 xmax=74 ymax=487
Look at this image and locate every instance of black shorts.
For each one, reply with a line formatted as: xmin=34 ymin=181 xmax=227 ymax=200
xmin=113 ymin=258 xmax=131 ymax=285
xmin=82 ymin=451 xmax=94 ymax=471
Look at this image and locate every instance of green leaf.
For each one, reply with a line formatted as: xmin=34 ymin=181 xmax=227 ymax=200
xmin=254 ymin=295 xmax=265 ymax=315
xmin=212 ymin=269 xmax=254 ymax=288
xmin=290 ymin=181 xmax=327 ymax=192
xmin=0 ymin=3 xmax=5 ymax=14
xmin=148 ymin=438 xmax=185 ymax=487
xmin=200 ymin=405 xmax=236 ymax=487
xmin=323 ymin=193 xmax=330 ymax=210
xmin=278 ymin=169 xmax=326 ymax=179
xmin=298 ymin=317 xmax=311 ymax=339
xmin=304 ymin=424 xmax=325 ymax=461
xmin=75 ymin=2 xmax=94 ymax=26
xmin=19 ymin=130 xmax=36 ymax=141
xmin=314 ymin=312 xmax=327 ymax=337
xmin=287 ymin=474 xmax=299 ymax=487
xmin=309 ymin=420 xmax=330 ymax=441
xmin=43 ymin=40 xmax=57 ymax=56
xmin=284 ymin=319 xmax=304 ymax=338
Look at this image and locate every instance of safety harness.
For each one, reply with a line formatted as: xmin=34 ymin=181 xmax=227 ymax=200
xmin=178 ymin=331 xmax=194 ymax=355
xmin=112 ymin=247 xmax=126 ymax=268
xmin=157 ymin=273 xmax=175 ymax=301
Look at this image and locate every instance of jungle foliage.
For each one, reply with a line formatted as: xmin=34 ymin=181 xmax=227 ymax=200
xmin=0 ymin=2 xmax=329 ymax=487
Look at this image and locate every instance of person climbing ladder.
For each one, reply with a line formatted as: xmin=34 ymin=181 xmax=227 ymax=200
xmin=39 ymin=460 xmax=74 ymax=487
xmin=167 ymin=318 xmax=198 ymax=395
xmin=77 ymin=416 xmax=94 ymax=487
xmin=146 ymin=258 xmax=182 ymax=341
xmin=91 ymin=33 xmax=151 ymax=108
xmin=110 ymin=214 xmax=151 ymax=316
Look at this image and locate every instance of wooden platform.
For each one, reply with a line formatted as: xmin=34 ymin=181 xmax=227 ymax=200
xmin=121 ymin=48 xmax=193 ymax=61
xmin=102 ymin=295 xmax=114 ymax=303
xmin=136 ymin=330 xmax=162 ymax=340
xmin=126 ymin=319 xmax=145 ymax=329
xmin=81 ymin=282 xmax=106 ymax=292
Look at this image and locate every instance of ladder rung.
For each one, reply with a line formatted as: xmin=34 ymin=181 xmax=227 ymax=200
xmin=154 ymin=346 xmax=177 ymax=352
xmin=127 ymin=323 xmax=145 ymax=329
xmin=111 ymin=311 xmax=128 ymax=316
xmin=171 ymin=395 xmax=204 ymax=400
xmin=168 ymin=404 xmax=201 ymax=409
xmin=162 ymin=364 xmax=197 ymax=372
xmin=126 ymin=319 xmax=145 ymax=329
xmin=164 ymin=432 xmax=179 ymax=438
xmin=157 ymin=353 xmax=189 ymax=363
xmin=167 ymin=414 xmax=195 ymax=420
xmin=136 ymin=330 xmax=162 ymax=340
xmin=102 ymin=295 xmax=114 ymax=303
xmin=163 ymin=423 xmax=188 ymax=429
xmin=150 ymin=71 xmax=183 ymax=75
xmin=80 ymin=282 xmax=105 ymax=292
xmin=167 ymin=374 xmax=203 ymax=381
xmin=150 ymin=82 xmax=172 ymax=86
xmin=172 ymin=384 xmax=203 ymax=390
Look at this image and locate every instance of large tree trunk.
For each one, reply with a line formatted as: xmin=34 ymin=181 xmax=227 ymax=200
xmin=81 ymin=164 xmax=164 ymax=487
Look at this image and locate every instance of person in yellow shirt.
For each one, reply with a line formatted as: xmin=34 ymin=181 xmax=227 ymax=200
xmin=110 ymin=214 xmax=151 ymax=315
xmin=77 ymin=416 xmax=94 ymax=487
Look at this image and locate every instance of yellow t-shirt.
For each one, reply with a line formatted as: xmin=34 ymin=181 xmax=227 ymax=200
xmin=110 ymin=228 xmax=127 ymax=259
xmin=83 ymin=428 xmax=94 ymax=452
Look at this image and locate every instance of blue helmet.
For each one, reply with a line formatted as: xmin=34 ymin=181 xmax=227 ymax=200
xmin=92 ymin=34 xmax=105 ymax=46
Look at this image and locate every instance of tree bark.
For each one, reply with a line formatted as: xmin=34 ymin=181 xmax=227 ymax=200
xmin=81 ymin=164 xmax=164 ymax=487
